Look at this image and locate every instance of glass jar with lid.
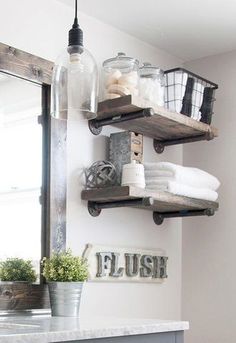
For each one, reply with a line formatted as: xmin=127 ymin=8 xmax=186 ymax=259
xmin=102 ymin=52 xmax=140 ymax=101
xmin=139 ymin=62 xmax=165 ymax=107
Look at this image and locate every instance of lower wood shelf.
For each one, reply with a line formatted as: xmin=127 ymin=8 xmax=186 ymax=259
xmin=81 ymin=186 xmax=219 ymax=225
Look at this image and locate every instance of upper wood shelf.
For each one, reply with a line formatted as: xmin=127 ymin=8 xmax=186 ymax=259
xmin=89 ymin=95 xmax=218 ymax=153
xmin=82 ymin=186 xmax=219 ymax=225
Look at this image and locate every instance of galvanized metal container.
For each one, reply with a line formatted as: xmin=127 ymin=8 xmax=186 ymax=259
xmin=109 ymin=131 xmax=143 ymax=184
xmin=48 ymin=282 xmax=83 ymax=317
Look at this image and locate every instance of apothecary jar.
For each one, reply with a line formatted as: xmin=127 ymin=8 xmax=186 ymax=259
xmin=139 ymin=62 xmax=165 ymax=107
xmin=102 ymin=52 xmax=140 ymax=101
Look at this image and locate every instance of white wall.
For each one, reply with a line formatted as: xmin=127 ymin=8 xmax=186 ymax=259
xmin=182 ymin=51 xmax=236 ymax=342
xmin=0 ymin=0 xmax=184 ymax=319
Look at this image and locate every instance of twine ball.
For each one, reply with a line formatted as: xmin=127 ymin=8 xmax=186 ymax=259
xmin=85 ymin=161 xmax=117 ymax=189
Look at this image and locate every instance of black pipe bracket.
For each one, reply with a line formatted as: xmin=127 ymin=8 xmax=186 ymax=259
xmin=153 ymin=208 xmax=215 ymax=225
xmin=88 ymin=108 xmax=154 ymax=135
xmin=88 ymin=198 xmax=216 ymax=225
xmin=87 ymin=197 xmax=154 ymax=217
xmin=153 ymin=130 xmax=215 ymax=154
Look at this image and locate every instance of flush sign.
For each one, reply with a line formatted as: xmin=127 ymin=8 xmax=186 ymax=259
xmin=83 ymin=244 xmax=168 ymax=283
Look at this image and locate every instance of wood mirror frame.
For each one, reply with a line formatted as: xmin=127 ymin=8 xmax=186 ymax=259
xmin=0 ymin=42 xmax=67 ymax=311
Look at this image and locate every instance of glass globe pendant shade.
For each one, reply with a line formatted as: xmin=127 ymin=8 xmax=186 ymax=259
xmin=51 ymin=2 xmax=98 ymax=120
xmin=52 ymin=46 xmax=98 ymax=120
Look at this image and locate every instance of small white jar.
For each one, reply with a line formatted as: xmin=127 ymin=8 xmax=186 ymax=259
xmin=139 ymin=62 xmax=165 ymax=107
xmin=121 ymin=160 xmax=145 ymax=189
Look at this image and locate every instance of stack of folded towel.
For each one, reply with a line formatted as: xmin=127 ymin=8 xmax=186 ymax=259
xmin=144 ymin=162 xmax=220 ymax=201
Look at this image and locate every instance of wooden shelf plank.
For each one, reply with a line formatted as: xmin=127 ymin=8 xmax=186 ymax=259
xmin=97 ymin=95 xmax=218 ymax=141
xmin=81 ymin=186 xmax=219 ymax=213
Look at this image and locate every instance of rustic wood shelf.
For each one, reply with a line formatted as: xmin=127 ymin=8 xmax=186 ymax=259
xmin=81 ymin=186 xmax=219 ymax=225
xmin=89 ymin=95 xmax=218 ymax=153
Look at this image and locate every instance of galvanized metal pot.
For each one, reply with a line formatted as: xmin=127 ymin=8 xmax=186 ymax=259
xmin=48 ymin=282 xmax=84 ymax=317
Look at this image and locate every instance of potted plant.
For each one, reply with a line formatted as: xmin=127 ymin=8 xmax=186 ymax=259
xmin=0 ymin=258 xmax=37 ymax=310
xmin=0 ymin=258 xmax=37 ymax=283
xmin=42 ymin=249 xmax=88 ymax=317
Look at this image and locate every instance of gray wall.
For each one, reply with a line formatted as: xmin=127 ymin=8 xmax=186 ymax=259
xmin=182 ymin=51 xmax=236 ymax=343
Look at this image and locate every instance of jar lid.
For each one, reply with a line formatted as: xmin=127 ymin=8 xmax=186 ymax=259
xmin=140 ymin=62 xmax=164 ymax=76
xmin=103 ymin=52 xmax=139 ymax=68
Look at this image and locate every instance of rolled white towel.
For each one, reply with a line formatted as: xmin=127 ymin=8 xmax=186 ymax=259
xmin=144 ymin=162 xmax=220 ymax=191
xmin=191 ymin=82 xmax=204 ymax=121
xmin=146 ymin=180 xmax=218 ymax=202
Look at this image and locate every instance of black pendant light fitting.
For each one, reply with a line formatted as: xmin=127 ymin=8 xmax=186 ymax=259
xmin=68 ymin=0 xmax=83 ymax=50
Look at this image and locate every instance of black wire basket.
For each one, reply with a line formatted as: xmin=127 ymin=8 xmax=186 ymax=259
xmin=164 ymin=68 xmax=218 ymax=124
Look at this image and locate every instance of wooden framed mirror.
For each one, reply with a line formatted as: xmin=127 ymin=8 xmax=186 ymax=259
xmin=0 ymin=42 xmax=67 ymax=311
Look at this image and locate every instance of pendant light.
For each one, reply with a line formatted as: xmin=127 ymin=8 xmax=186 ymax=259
xmin=51 ymin=0 xmax=98 ymax=120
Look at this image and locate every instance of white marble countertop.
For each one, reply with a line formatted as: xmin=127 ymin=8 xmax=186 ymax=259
xmin=0 ymin=315 xmax=189 ymax=343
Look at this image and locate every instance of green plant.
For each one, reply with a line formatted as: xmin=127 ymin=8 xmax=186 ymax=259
xmin=0 ymin=258 xmax=37 ymax=282
xmin=42 ymin=250 xmax=88 ymax=282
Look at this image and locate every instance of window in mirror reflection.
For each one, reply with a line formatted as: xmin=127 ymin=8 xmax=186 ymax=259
xmin=0 ymin=73 xmax=43 ymax=282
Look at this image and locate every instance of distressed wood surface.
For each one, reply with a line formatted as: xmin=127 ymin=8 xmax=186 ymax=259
xmin=50 ymin=118 xmax=67 ymax=253
xmin=0 ymin=283 xmax=49 ymax=311
xmin=97 ymin=95 xmax=218 ymax=141
xmin=81 ymin=186 xmax=219 ymax=213
xmin=0 ymin=42 xmax=53 ymax=85
xmin=49 ymin=60 xmax=68 ymax=253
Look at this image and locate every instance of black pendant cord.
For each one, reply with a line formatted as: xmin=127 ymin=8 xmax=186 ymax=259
xmin=72 ymin=0 xmax=78 ymax=27
xmin=73 ymin=0 xmax=78 ymax=26
xmin=68 ymin=0 xmax=83 ymax=47
xmin=75 ymin=0 xmax=78 ymax=20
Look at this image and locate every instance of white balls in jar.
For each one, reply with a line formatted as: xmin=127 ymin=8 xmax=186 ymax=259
xmin=104 ymin=70 xmax=139 ymax=100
